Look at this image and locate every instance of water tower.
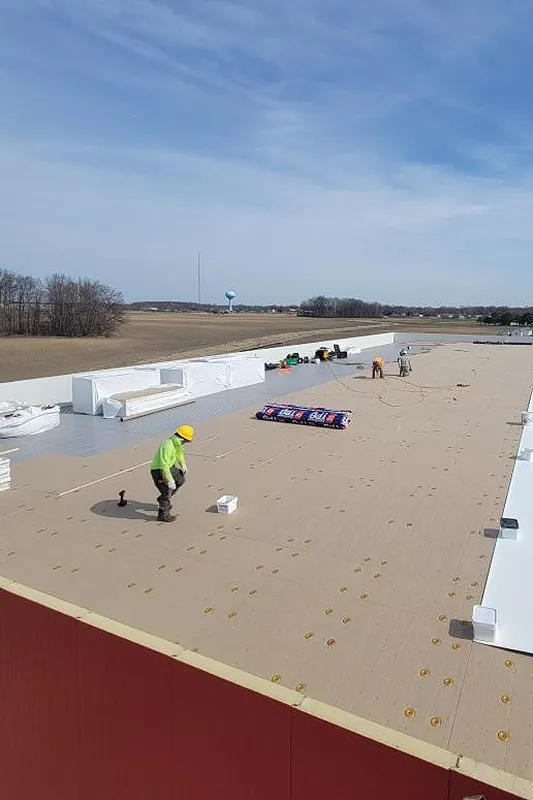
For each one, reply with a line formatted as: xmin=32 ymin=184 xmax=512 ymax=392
xmin=224 ymin=290 xmax=236 ymax=313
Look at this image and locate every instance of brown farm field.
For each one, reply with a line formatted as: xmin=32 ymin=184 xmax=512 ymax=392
xmin=0 ymin=311 xmax=497 ymax=382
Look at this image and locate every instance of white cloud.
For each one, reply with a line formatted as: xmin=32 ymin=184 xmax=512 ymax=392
xmin=4 ymin=136 xmax=533 ymax=305
xmin=1 ymin=0 xmax=533 ymax=304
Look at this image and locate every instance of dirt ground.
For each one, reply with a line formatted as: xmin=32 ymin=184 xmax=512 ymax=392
xmin=0 ymin=312 xmax=498 ymax=382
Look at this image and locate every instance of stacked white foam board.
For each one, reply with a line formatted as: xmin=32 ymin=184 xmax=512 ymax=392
xmin=200 ymin=356 xmax=265 ymax=390
xmin=102 ymin=385 xmax=192 ymax=420
xmin=160 ymin=361 xmax=229 ymax=399
xmin=160 ymin=356 xmax=264 ymax=399
xmin=72 ymin=369 xmax=161 ymax=415
xmin=0 ymin=458 xmax=11 ymax=491
xmin=72 ymin=356 xmax=264 ymax=415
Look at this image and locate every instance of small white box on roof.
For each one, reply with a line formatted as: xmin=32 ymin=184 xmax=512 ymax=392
xmin=472 ymin=605 xmax=497 ymax=643
xmin=499 ymin=516 xmax=519 ymax=540
xmin=216 ymin=495 xmax=238 ymax=514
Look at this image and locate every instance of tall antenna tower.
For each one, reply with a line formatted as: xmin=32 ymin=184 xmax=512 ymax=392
xmin=197 ymin=252 xmax=202 ymax=307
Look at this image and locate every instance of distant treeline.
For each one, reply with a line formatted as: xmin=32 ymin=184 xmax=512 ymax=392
xmin=479 ymin=309 xmax=533 ymax=326
xmin=129 ymin=296 xmax=533 ymax=324
xmin=300 ymin=296 xmax=533 ymax=324
xmin=300 ymin=296 xmax=382 ymax=318
xmin=0 ymin=269 xmax=124 ymax=337
xmin=127 ymin=300 xmax=297 ymax=313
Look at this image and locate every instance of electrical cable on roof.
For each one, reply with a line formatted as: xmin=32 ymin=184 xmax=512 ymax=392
xmin=323 ymin=356 xmax=479 ymax=410
xmin=322 ymin=359 xmax=426 ymax=407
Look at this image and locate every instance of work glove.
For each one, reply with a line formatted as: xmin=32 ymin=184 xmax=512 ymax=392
xmin=182 ymin=465 xmax=188 ymax=474
xmin=167 ymin=478 xmax=177 ymax=491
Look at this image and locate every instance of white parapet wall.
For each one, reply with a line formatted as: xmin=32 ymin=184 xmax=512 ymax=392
xmin=0 ymin=331 xmax=396 ymax=407
xmin=0 ymin=374 xmax=73 ymax=408
xmin=226 ymin=332 xmax=395 ymax=365
xmin=473 ymin=386 xmax=533 ymax=654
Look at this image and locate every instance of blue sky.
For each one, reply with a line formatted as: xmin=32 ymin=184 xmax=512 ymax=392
xmin=2 ymin=0 xmax=533 ymax=305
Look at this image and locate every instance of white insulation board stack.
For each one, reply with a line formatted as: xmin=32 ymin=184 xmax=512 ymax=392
xmin=73 ymin=357 xmax=264 ymax=415
xmin=0 ymin=458 xmax=11 ymax=492
xmin=161 ymin=356 xmax=264 ymax=399
xmin=474 ymin=388 xmax=533 ymax=654
xmin=102 ymin=386 xmax=192 ymax=420
xmin=72 ymin=369 xmax=161 ymax=415
xmin=192 ymin=356 xmax=265 ymax=390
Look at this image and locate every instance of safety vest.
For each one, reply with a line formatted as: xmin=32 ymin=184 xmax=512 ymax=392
xmin=151 ymin=435 xmax=186 ymax=481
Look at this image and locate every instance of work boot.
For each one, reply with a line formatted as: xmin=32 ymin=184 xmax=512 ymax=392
xmin=161 ymin=515 xmax=176 ymax=523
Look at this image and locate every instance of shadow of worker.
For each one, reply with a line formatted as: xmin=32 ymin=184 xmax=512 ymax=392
xmin=91 ymin=499 xmax=159 ymax=522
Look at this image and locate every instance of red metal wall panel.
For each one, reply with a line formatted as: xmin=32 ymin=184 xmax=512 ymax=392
xmin=0 ymin=589 xmax=525 ymax=800
xmin=75 ymin=622 xmax=291 ymax=800
xmin=0 ymin=589 xmax=291 ymax=800
xmin=450 ymin=771 xmax=523 ymax=800
xmin=290 ymin=707 xmax=450 ymax=800
xmin=75 ymin=624 xmax=175 ymax=800
xmin=167 ymin=659 xmax=291 ymax=799
xmin=0 ymin=590 xmax=81 ymax=799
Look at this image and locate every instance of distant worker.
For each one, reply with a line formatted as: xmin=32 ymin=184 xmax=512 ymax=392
xmin=372 ymin=356 xmax=385 ymax=379
xmin=398 ymin=350 xmax=412 ymax=377
xmin=150 ymin=425 xmax=194 ymax=522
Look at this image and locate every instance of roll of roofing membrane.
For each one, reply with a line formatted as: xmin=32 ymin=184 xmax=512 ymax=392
xmin=256 ymin=403 xmax=351 ymax=429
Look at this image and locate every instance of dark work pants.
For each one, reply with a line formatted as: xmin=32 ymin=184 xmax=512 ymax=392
xmin=372 ymin=365 xmax=383 ymax=379
xmin=151 ymin=466 xmax=185 ymax=519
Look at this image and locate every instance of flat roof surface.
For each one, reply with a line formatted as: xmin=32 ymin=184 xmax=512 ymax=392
xmin=2 ymin=342 xmax=533 ymax=783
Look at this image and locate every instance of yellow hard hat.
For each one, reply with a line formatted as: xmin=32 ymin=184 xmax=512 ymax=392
xmin=176 ymin=425 xmax=194 ymax=442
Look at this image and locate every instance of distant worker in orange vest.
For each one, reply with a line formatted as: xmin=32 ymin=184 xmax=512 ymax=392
xmin=372 ymin=356 xmax=385 ymax=379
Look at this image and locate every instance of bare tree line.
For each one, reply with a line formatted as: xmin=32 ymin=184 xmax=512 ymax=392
xmin=300 ymin=295 xmax=533 ymax=322
xmin=0 ymin=270 xmax=124 ymax=337
xmin=300 ymin=296 xmax=383 ymax=318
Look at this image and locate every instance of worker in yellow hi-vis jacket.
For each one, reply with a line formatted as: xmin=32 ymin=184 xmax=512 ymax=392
xmin=150 ymin=425 xmax=194 ymax=522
